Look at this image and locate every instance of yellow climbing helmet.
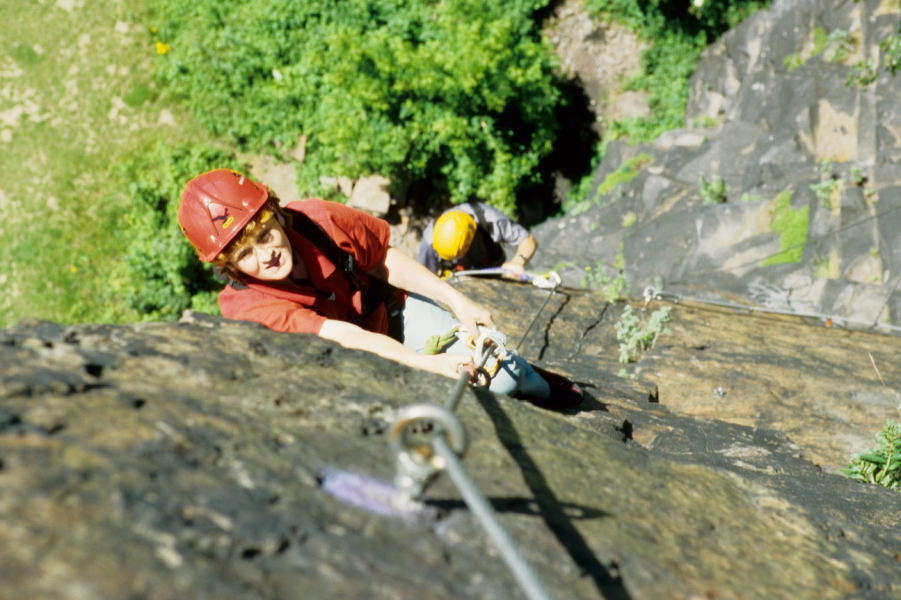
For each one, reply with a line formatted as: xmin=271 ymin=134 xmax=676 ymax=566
xmin=432 ymin=210 xmax=477 ymax=261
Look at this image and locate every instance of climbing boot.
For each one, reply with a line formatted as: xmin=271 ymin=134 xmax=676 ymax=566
xmin=526 ymin=366 xmax=583 ymax=410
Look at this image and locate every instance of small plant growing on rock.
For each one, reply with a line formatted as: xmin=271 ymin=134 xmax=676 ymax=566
xmin=690 ymin=115 xmax=717 ymax=129
xmin=880 ymin=23 xmax=901 ymax=75
xmin=846 ymin=59 xmax=877 ymax=87
xmin=699 ymin=174 xmax=727 ymax=204
xmin=846 ymin=22 xmax=901 ymax=86
xmin=581 ymin=262 xmax=629 ymax=303
xmin=812 ymin=26 xmax=830 ymax=56
xmin=823 ymin=29 xmax=854 ymax=64
xmin=842 ymin=422 xmax=900 ymax=490
xmin=597 ymin=154 xmax=654 ymax=197
xmin=810 ymin=179 xmax=840 ymax=207
xmin=810 ymin=160 xmax=841 ymax=209
xmin=783 ymin=52 xmax=804 ymax=71
xmin=864 ymin=186 xmax=877 ymax=202
xmin=615 ymin=305 xmax=672 ymax=364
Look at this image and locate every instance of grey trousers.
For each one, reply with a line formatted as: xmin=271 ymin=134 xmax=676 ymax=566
xmin=401 ymin=293 xmax=549 ymax=399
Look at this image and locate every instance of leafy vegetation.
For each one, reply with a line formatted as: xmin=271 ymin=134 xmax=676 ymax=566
xmin=0 ymin=0 xmax=219 ymax=327
xmin=847 ymin=22 xmax=901 ymax=87
xmin=812 ymin=26 xmax=830 ymax=57
xmin=615 ymin=304 xmax=672 ymax=364
xmin=783 ymin=52 xmax=804 ymax=71
xmin=881 ymin=23 xmax=901 ymax=75
xmin=822 ymin=29 xmax=854 ymax=64
xmin=809 ymin=160 xmax=842 ymax=210
xmin=843 ymin=422 xmax=900 ymax=490
xmin=598 ymin=154 xmax=654 ymax=196
xmin=809 ymin=178 xmax=841 ymax=208
xmin=846 ymin=59 xmax=878 ymax=87
xmin=782 ymin=22 xmax=901 ymax=82
xmin=149 ymin=0 xmax=562 ymax=214
xmin=699 ymin=174 xmax=728 ymax=204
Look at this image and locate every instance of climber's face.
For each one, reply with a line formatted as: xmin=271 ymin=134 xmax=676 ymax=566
xmin=231 ymin=218 xmax=294 ymax=281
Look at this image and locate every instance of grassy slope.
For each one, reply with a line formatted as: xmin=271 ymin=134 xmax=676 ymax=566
xmin=0 ymin=0 xmax=209 ymax=327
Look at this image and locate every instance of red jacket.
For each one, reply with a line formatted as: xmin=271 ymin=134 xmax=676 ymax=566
xmin=218 ymin=200 xmax=392 ymax=335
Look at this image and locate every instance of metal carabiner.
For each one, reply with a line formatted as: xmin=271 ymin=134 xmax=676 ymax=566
xmin=388 ymin=403 xmax=467 ymax=505
xmin=642 ymin=285 xmax=681 ymax=306
xmin=470 ymin=328 xmax=508 ymax=387
xmin=530 ymin=271 xmax=561 ymax=290
xmin=472 ymin=366 xmax=492 ymax=388
xmin=475 ymin=327 xmax=508 ymax=364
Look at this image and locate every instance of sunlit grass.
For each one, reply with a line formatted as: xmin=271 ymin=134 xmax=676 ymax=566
xmin=0 ymin=0 xmax=211 ymax=326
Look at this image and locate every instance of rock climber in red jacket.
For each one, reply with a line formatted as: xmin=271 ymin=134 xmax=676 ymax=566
xmin=177 ymin=169 xmax=581 ymax=409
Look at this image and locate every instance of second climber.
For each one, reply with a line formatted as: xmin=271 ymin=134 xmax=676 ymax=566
xmin=417 ymin=202 xmax=538 ymax=278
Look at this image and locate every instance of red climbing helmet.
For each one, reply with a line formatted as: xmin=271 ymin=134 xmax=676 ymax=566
xmin=178 ymin=169 xmax=269 ymax=262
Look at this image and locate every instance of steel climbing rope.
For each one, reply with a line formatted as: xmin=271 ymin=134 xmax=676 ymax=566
xmin=388 ymin=322 xmax=555 ymax=600
xmin=642 ymin=285 xmax=901 ymax=334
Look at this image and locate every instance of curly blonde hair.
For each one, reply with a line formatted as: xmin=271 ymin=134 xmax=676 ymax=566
xmin=212 ymin=196 xmax=285 ymax=275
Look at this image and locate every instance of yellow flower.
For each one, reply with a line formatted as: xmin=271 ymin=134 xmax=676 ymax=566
xmin=155 ymin=41 xmax=171 ymax=55
xmin=69 ymin=265 xmax=78 ymax=273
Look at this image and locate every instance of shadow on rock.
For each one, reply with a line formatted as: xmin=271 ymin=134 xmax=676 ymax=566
xmin=473 ymin=388 xmax=632 ymax=600
xmin=426 ymin=497 xmax=608 ymax=521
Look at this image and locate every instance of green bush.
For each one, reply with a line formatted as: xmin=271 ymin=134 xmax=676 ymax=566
xmin=116 ymin=142 xmax=245 ymax=321
xmin=150 ymin=0 xmax=562 ymax=214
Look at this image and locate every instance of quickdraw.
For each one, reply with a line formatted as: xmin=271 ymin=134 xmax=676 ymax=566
xmin=456 ymin=326 xmax=508 ymax=387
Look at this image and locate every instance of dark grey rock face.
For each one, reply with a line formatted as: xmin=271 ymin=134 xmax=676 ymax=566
xmin=1 ymin=277 xmax=899 ymax=599
xmin=533 ymin=0 xmax=901 ymax=329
